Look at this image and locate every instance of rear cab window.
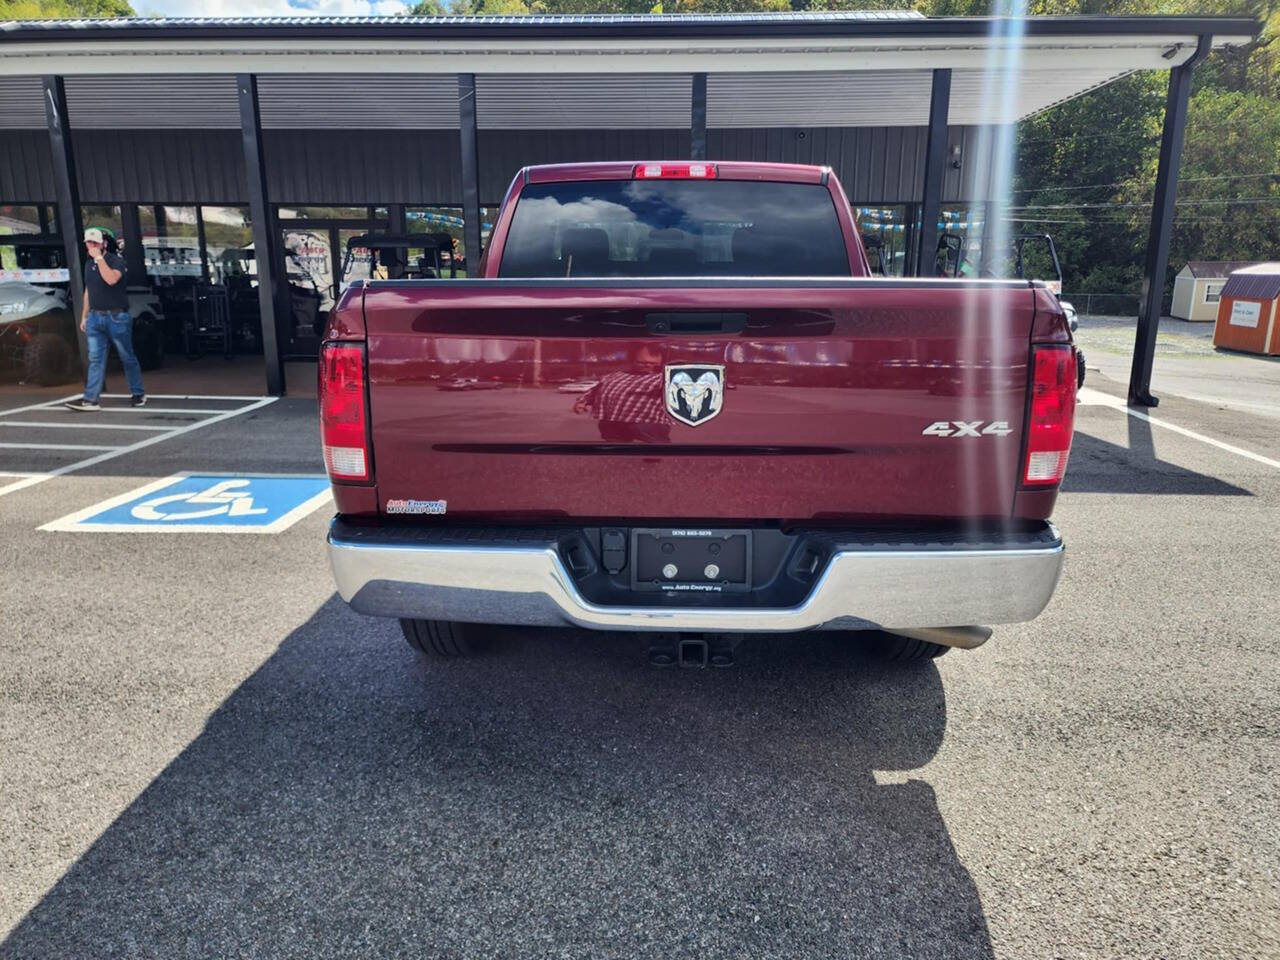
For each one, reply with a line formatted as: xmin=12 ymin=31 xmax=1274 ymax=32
xmin=498 ymin=179 xmax=851 ymax=278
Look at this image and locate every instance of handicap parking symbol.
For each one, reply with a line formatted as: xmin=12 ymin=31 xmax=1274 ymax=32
xmin=41 ymin=473 xmax=332 ymax=534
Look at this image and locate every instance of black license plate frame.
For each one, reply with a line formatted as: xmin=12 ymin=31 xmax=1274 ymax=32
xmin=630 ymin=528 xmax=753 ymax=594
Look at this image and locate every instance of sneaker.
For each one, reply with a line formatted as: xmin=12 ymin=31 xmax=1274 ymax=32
xmin=130 ymin=394 xmax=147 ymax=408
xmin=64 ymin=398 xmax=101 ymax=412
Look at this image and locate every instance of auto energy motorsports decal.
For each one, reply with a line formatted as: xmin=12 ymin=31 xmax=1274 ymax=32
xmin=385 ymin=499 xmax=448 ymax=515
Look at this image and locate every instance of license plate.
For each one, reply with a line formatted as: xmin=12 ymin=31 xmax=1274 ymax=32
xmin=631 ymin=529 xmax=752 ymax=594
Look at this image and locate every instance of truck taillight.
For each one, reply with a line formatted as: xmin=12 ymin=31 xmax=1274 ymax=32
xmin=319 ymin=341 xmax=370 ymax=483
xmin=1023 ymin=344 xmax=1077 ymax=486
xmin=634 ymin=163 xmax=717 ymax=180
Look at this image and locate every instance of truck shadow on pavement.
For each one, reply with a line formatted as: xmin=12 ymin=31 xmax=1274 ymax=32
xmin=3 ymin=597 xmax=993 ymax=959
xmin=1064 ymin=413 xmax=1250 ymax=496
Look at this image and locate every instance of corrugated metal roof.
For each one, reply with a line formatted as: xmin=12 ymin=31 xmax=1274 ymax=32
xmin=258 ymin=75 xmax=461 ymax=129
xmin=1220 ymin=263 xmax=1280 ymax=301
xmin=0 ymin=12 xmax=1259 ymax=44
xmin=3 ymin=11 xmax=926 ymax=31
xmin=0 ymin=74 xmax=466 ymax=130
xmin=1185 ymin=260 xmax=1268 ymax=278
xmin=0 ymin=68 xmax=1135 ymax=131
xmin=706 ymin=68 xmax=1131 ymax=127
xmin=65 ymin=75 xmax=240 ymax=129
xmin=477 ymin=74 xmax=691 ymax=130
xmin=0 ymin=76 xmax=42 ymax=129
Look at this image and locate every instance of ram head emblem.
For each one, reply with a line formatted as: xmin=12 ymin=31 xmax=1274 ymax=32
xmin=664 ymin=365 xmax=725 ymax=427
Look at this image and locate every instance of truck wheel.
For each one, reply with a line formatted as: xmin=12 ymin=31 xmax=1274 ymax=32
xmin=22 ymin=332 xmax=74 ymax=386
xmin=399 ymin=618 xmax=475 ymax=658
xmin=865 ymin=630 xmax=949 ymax=663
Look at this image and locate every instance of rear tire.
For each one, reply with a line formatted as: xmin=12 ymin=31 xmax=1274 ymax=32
xmin=864 ymin=630 xmax=949 ymax=663
xmin=22 ymin=332 xmax=74 ymax=386
xmin=399 ymin=618 xmax=476 ymax=659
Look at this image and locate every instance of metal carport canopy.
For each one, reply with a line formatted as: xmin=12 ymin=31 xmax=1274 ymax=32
xmin=0 ymin=10 xmax=1261 ymax=402
xmin=0 ymin=13 xmax=1258 ymax=92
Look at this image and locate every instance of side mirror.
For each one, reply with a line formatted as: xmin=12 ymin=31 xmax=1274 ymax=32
xmin=1060 ymin=301 xmax=1078 ymax=334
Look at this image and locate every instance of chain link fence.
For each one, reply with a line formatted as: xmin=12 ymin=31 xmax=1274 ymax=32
xmin=1064 ymin=293 xmax=1143 ymax=318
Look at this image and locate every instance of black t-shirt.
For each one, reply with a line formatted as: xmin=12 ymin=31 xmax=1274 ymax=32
xmin=84 ymin=252 xmax=129 ymax=313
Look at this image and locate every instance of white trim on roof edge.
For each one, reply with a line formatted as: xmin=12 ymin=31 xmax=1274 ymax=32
xmin=0 ymin=33 xmax=1246 ymax=79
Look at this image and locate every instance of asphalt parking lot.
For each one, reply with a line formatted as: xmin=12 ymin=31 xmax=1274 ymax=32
xmin=1 ymin=359 xmax=1278 ymax=958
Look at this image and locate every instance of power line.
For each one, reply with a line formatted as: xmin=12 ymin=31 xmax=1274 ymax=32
xmin=1010 ymin=172 xmax=1280 ymax=196
xmin=1008 ymin=196 xmax=1280 ymax=211
xmin=1017 ymin=130 xmax=1161 ymax=147
xmin=1006 ymin=214 xmax=1280 ymax=225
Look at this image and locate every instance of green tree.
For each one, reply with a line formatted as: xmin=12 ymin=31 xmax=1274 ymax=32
xmin=0 ymin=0 xmax=134 ymax=16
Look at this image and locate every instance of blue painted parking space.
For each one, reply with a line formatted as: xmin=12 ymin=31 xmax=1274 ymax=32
xmin=41 ymin=473 xmax=332 ymax=534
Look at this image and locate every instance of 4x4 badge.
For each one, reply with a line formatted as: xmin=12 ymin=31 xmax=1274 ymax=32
xmin=921 ymin=420 xmax=1013 ymax=437
xmin=665 ymin=364 xmax=725 ymax=427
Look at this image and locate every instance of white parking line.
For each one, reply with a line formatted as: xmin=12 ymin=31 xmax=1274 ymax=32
xmin=0 ymin=420 xmax=173 ymax=432
xmin=1078 ymin=387 xmax=1280 ymax=472
xmin=0 ymin=395 xmax=81 ymax=418
xmin=0 ymin=396 xmax=279 ymax=498
xmin=99 ymin=393 xmax=267 ymax=402
xmin=59 ymin=407 xmax=244 ymax=415
xmin=0 ymin=442 xmax=121 ymax=451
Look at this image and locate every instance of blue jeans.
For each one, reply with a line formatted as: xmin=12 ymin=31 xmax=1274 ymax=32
xmin=84 ymin=310 xmax=145 ymax=403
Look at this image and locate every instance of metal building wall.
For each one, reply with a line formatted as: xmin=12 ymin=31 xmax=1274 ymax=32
xmin=0 ymin=131 xmax=53 ymax=202
xmin=264 ymin=130 xmax=462 ymax=204
xmin=0 ymin=125 xmax=989 ymax=207
xmin=478 ymin=128 xmax=691 ymax=202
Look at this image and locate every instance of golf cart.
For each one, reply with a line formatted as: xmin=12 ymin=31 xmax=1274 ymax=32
xmin=0 ymin=236 xmax=165 ymax=385
xmin=340 ymin=233 xmax=460 ymax=286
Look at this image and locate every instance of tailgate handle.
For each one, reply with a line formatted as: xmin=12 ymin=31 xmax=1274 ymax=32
xmin=645 ymin=312 xmax=747 ymax=335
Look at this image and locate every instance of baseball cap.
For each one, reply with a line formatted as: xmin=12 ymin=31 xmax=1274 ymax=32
xmin=83 ymin=228 xmax=105 ymax=245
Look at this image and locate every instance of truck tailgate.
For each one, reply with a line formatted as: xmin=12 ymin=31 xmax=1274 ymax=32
xmin=362 ymin=280 xmax=1039 ymax=523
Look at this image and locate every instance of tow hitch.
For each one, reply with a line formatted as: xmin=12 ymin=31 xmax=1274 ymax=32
xmin=648 ymin=633 xmax=742 ymax=668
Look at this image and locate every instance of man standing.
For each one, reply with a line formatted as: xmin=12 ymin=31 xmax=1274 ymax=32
xmin=65 ymin=227 xmax=146 ymax=412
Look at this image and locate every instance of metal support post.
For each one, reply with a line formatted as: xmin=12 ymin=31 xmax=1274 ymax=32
xmin=42 ymin=75 xmax=87 ymax=364
xmin=1129 ymin=36 xmax=1211 ymax=407
xmin=120 ymin=204 xmax=148 ymax=291
xmin=458 ymin=74 xmax=483 ymax=274
xmin=388 ymin=203 xmax=406 ymax=235
xmin=237 ymin=73 xmax=285 ymax=396
xmin=691 ymin=73 xmax=708 ymax=161
xmin=916 ymin=69 xmax=951 ymax=277
xmin=195 ymin=205 xmax=210 ymax=283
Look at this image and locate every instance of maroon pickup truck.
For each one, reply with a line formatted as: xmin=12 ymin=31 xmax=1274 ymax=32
xmin=321 ymin=161 xmax=1075 ymax=665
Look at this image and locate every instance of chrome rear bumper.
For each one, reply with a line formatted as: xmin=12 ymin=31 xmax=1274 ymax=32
xmin=327 ymin=521 xmax=1064 ymax=633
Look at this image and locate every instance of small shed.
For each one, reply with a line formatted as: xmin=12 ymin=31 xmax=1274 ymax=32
xmin=1213 ymin=263 xmax=1280 ymax=355
xmin=1171 ymin=261 xmax=1264 ymax=321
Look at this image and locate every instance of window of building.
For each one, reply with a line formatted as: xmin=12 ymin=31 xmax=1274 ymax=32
xmin=202 ymin=206 xmax=255 ymax=284
xmin=406 ymin=206 xmax=493 ymax=276
xmin=277 ymin=206 xmax=373 ymax=221
xmin=1204 ymin=283 xmax=1223 ymax=304
xmin=0 ymin=205 xmax=47 ymax=237
xmin=140 ymin=205 xmax=203 ymax=282
xmin=854 ymin=205 xmax=910 ymax=277
xmin=0 ymin=206 xmax=61 ymax=279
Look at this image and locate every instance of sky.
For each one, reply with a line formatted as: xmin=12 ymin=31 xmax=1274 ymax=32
xmin=137 ymin=0 xmax=413 ymax=16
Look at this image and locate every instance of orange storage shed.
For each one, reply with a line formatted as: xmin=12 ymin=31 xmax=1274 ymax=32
xmin=1213 ymin=263 xmax=1280 ymax=355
